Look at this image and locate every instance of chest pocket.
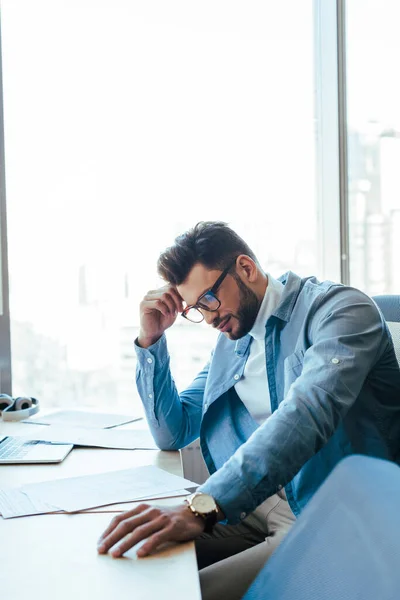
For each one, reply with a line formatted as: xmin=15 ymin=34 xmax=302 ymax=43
xmin=283 ymin=350 xmax=304 ymax=396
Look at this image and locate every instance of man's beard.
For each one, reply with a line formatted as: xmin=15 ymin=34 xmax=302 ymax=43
xmin=229 ymin=275 xmax=261 ymax=340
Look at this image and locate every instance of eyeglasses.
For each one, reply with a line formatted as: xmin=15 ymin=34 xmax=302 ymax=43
xmin=181 ymin=258 xmax=237 ymax=323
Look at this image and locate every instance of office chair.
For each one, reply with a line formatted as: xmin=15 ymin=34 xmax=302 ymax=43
xmin=373 ymin=294 xmax=400 ymax=366
xmin=243 ymin=455 xmax=400 ymax=600
xmin=180 ymin=438 xmax=209 ymax=485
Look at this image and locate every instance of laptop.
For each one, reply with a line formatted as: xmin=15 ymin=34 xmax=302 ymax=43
xmin=0 ymin=435 xmax=73 ymax=464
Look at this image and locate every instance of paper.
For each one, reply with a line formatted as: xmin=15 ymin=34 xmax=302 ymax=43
xmin=0 ymin=487 xmax=59 ymax=519
xmin=0 ymin=486 xmax=190 ymax=519
xmin=142 ymin=489 xmax=190 ymax=501
xmin=22 ymin=465 xmax=198 ymax=513
xmin=0 ymin=485 xmax=190 ymax=519
xmin=85 ymin=490 xmax=191 ymax=513
xmin=15 ymin=425 xmax=158 ymax=450
xmin=25 ymin=410 xmax=143 ymax=429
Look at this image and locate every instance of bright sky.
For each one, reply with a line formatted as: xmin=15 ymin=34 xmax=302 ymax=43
xmin=346 ymin=0 xmax=400 ymax=128
xmin=1 ymin=0 xmax=316 ymax=332
xmin=2 ymin=0 xmax=398 ymax=335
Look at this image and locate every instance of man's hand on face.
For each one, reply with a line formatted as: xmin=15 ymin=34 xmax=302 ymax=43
xmin=138 ymin=285 xmax=184 ymax=348
xmin=97 ymin=502 xmax=205 ymax=558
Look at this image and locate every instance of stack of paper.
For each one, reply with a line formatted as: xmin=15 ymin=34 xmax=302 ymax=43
xmin=0 ymin=466 xmax=197 ymax=519
xmin=25 ymin=410 xmax=143 ymax=429
xmin=14 ymin=425 xmax=158 ymax=450
xmin=0 ymin=487 xmax=60 ymax=519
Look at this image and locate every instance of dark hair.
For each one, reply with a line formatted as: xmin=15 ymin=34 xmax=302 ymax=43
xmin=157 ymin=221 xmax=258 ymax=285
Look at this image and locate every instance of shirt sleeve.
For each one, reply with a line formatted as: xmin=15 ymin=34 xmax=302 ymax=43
xmin=198 ymin=287 xmax=387 ymax=522
xmin=135 ymin=334 xmax=209 ymax=450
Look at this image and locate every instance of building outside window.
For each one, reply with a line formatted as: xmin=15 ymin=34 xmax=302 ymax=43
xmin=346 ymin=0 xmax=400 ymax=296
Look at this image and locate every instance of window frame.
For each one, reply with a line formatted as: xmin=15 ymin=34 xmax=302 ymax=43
xmin=0 ymin=18 xmax=12 ymax=395
xmin=314 ymin=0 xmax=348 ymax=284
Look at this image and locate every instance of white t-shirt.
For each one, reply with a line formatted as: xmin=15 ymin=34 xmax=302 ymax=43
xmin=234 ymin=274 xmax=284 ymax=425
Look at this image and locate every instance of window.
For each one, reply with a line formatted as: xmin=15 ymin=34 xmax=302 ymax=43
xmin=346 ymin=0 xmax=400 ymax=295
xmin=2 ymin=1 xmax=320 ymax=410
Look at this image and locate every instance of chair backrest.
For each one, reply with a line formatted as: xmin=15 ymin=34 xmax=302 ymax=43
xmin=373 ymin=294 xmax=400 ymax=367
xmin=243 ymin=455 xmax=400 ymax=600
xmin=180 ymin=438 xmax=209 ymax=485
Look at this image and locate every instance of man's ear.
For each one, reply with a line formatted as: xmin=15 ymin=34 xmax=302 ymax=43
xmin=235 ymin=255 xmax=258 ymax=283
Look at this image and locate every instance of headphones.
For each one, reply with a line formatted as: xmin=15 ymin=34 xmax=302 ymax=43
xmin=0 ymin=394 xmax=40 ymax=422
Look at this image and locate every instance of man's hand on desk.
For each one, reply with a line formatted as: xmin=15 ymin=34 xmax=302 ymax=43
xmin=97 ymin=502 xmax=205 ymax=558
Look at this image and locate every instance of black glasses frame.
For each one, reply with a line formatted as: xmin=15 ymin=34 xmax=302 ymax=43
xmin=181 ymin=258 xmax=238 ymax=323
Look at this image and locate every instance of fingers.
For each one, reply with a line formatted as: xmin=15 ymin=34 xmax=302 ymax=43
xmin=158 ymin=290 xmax=178 ymax=315
xmin=136 ymin=526 xmax=174 ymax=557
xmin=97 ymin=505 xmax=167 ymax=556
xmin=110 ymin=514 xmax=170 ymax=558
xmin=167 ymin=287 xmax=184 ymax=312
xmin=148 ymin=298 xmax=170 ymax=318
xmin=142 ymin=287 xmax=184 ymax=315
xmin=97 ymin=504 xmax=149 ymax=549
xmin=97 ymin=503 xmax=206 ymax=559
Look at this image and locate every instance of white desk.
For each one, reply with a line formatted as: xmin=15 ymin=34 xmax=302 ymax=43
xmin=0 ymin=420 xmax=201 ymax=600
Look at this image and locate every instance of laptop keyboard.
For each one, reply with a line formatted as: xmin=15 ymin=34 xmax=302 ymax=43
xmin=0 ymin=437 xmax=38 ymax=459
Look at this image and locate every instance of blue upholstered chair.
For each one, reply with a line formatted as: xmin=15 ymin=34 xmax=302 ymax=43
xmin=243 ymin=455 xmax=400 ymax=600
xmin=373 ymin=295 xmax=400 ymax=366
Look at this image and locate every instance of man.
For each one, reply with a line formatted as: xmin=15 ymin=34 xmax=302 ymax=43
xmin=97 ymin=221 xmax=400 ymax=599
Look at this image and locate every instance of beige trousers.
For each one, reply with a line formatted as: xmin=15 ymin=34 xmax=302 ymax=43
xmin=196 ymin=490 xmax=296 ymax=600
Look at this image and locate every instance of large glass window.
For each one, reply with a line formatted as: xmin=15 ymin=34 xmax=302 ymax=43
xmin=346 ymin=0 xmax=400 ymax=295
xmin=2 ymin=1 xmax=319 ymax=410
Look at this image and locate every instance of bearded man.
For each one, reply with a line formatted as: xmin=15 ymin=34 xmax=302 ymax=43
xmin=98 ymin=221 xmax=400 ymax=600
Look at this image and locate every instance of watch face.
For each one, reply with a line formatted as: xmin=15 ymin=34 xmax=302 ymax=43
xmin=192 ymin=494 xmax=216 ymax=513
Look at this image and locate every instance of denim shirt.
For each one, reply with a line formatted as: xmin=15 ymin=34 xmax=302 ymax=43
xmin=135 ymin=272 xmax=400 ymax=523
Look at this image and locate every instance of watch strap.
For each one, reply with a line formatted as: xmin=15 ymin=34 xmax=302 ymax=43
xmin=202 ymin=509 xmax=218 ymax=533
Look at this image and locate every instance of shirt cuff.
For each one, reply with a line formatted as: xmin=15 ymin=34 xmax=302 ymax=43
xmin=134 ymin=334 xmax=169 ymax=369
xmin=134 ymin=334 xmax=170 ymax=425
xmin=198 ymin=470 xmax=255 ymax=524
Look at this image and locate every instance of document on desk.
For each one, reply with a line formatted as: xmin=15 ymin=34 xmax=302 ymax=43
xmin=0 ymin=486 xmax=190 ymax=519
xmin=21 ymin=465 xmax=198 ymax=513
xmin=25 ymin=410 xmax=143 ymax=429
xmin=86 ymin=489 xmax=191 ymax=513
xmin=0 ymin=487 xmax=60 ymax=519
xmin=15 ymin=425 xmax=158 ymax=450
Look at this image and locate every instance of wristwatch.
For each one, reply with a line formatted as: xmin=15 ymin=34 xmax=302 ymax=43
xmin=185 ymin=492 xmax=219 ymax=533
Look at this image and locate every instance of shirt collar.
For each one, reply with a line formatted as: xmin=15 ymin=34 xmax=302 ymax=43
xmin=234 ymin=271 xmax=307 ymax=355
xmin=273 ymin=271 xmax=304 ymax=322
